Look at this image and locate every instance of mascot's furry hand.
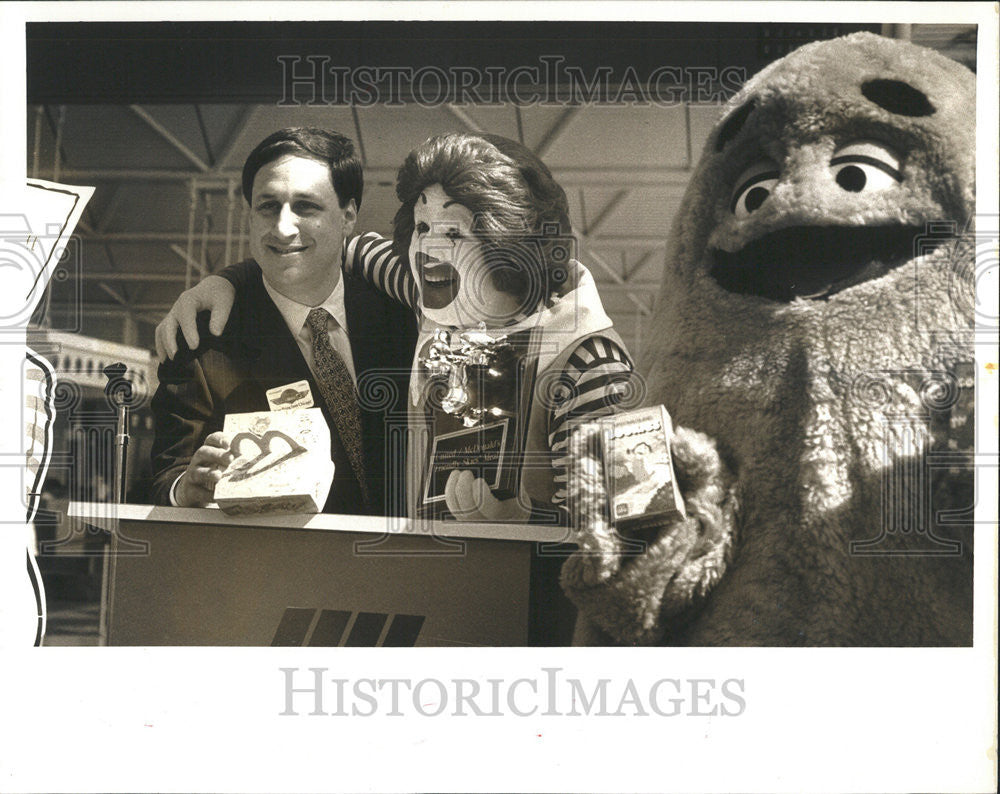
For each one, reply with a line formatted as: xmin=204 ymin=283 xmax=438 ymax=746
xmin=561 ymin=424 xmax=738 ymax=645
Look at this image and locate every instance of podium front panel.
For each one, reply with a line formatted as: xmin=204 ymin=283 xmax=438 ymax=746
xmin=105 ymin=517 xmax=538 ymax=646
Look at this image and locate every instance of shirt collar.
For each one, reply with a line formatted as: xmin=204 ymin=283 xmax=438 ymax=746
xmin=262 ymin=274 xmax=349 ymax=337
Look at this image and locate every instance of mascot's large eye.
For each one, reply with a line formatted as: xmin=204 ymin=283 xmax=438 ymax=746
xmin=830 ymin=141 xmax=903 ymax=193
xmin=730 ymin=159 xmax=780 ymax=218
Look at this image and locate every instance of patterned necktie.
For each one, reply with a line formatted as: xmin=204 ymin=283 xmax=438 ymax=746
xmin=305 ymin=308 xmax=368 ymax=506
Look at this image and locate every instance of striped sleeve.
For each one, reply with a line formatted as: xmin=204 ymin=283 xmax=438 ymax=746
xmin=547 ymin=335 xmax=635 ymax=507
xmin=344 ymin=232 xmax=418 ymax=311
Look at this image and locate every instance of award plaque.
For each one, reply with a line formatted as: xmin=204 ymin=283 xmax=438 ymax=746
xmin=213 ymin=408 xmax=334 ymax=515
xmin=417 ymin=327 xmax=540 ymax=519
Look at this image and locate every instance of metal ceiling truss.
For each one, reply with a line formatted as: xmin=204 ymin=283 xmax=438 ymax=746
xmin=31 ymin=102 xmax=684 ymax=353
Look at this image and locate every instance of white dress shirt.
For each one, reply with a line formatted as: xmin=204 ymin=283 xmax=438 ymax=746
xmin=262 ymin=274 xmax=356 ymax=384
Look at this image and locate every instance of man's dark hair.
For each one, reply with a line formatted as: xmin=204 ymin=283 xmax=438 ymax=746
xmin=241 ymin=127 xmax=364 ymax=209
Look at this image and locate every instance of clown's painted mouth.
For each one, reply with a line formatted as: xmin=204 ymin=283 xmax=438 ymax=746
xmin=420 ymin=260 xmax=461 ymax=310
xmin=709 ymin=225 xmax=947 ymax=302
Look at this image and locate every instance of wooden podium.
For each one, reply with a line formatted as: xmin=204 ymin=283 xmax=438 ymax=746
xmin=69 ymin=503 xmax=574 ymax=647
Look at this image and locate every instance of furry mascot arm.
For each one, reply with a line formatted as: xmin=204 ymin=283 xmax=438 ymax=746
xmin=561 ymin=424 xmax=739 ymax=645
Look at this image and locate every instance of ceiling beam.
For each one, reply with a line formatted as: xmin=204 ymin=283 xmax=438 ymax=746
xmin=592 ymin=282 xmax=662 ymax=293
xmin=214 ymin=105 xmax=259 ymax=171
xmin=582 ymin=243 xmax=667 ymax=256
xmin=194 ymin=104 xmax=216 ymax=167
xmin=534 ymin=106 xmax=580 ymax=159
xmin=35 ymin=168 xmax=227 ymax=180
xmin=76 ymin=271 xmax=188 ymax=283
xmin=170 ymin=243 xmax=207 ymax=277
xmin=95 ymin=184 xmax=127 ymax=233
xmin=683 ymin=102 xmax=694 ymax=169
xmin=79 ymin=232 xmax=236 ymax=242
xmin=445 ymin=103 xmax=484 ymax=132
xmin=45 ymin=306 xmax=165 ymax=326
xmin=351 ymin=105 xmax=367 ymax=167
xmin=55 ymin=302 xmax=173 ymax=313
xmin=36 ymin=166 xmax=692 ymax=188
xmin=585 ymin=189 xmax=629 ymax=237
xmin=30 ymin=105 xmax=45 ymax=179
xmin=578 ymin=242 xmax=651 ymax=316
xmin=623 ymin=248 xmax=659 ymax=282
xmin=97 ymin=282 xmax=134 ymax=310
xmin=588 ymin=234 xmax=672 ymax=242
xmin=129 ymin=105 xmax=210 ymax=172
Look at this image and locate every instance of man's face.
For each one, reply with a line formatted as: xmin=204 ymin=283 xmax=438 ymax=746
xmin=408 ymin=183 xmax=522 ymax=328
xmin=248 ymin=154 xmax=356 ymax=305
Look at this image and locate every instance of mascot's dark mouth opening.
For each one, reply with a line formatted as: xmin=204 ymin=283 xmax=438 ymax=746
xmin=710 ymin=225 xmax=945 ymax=302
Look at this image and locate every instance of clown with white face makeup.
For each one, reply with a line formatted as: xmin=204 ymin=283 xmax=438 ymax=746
xmin=410 ymin=184 xmax=480 ymax=325
xmin=407 ymin=184 xmax=527 ymax=329
xmin=388 ymin=133 xmax=639 ymax=524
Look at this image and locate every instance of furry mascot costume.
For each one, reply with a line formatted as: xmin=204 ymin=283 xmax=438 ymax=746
xmin=562 ymin=32 xmax=976 ymax=646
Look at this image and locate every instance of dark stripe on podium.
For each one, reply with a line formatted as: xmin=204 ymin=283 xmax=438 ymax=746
xmin=382 ymin=614 xmax=426 ymax=647
xmin=344 ymin=612 xmax=388 ymax=646
xmin=271 ymin=608 xmax=316 ymax=646
xmin=308 ymin=609 xmax=352 ymax=646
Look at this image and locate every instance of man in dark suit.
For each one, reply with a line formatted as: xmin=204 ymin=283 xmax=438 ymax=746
xmin=150 ymin=128 xmax=415 ymax=515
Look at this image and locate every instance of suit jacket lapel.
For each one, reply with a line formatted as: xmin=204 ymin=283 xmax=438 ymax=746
xmin=344 ymin=272 xmax=382 ymax=380
xmin=343 ymin=272 xmax=397 ymax=508
xmin=238 ymin=267 xmax=315 ymax=393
